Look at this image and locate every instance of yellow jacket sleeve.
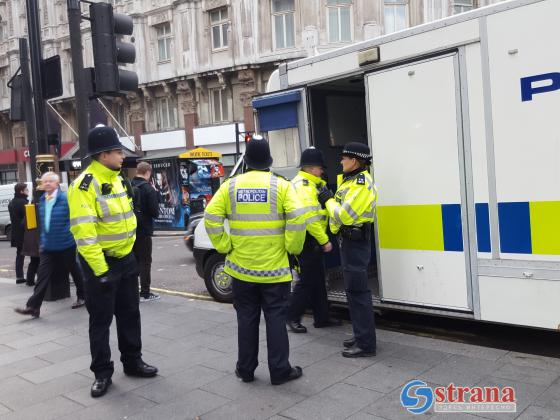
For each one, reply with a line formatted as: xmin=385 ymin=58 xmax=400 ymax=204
xmin=302 ymin=184 xmax=329 ymax=246
xmin=68 ymin=181 xmax=108 ymax=276
xmin=282 ymin=181 xmax=306 ymax=255
xmin=326 ymin=182 xmax=376 ymax=234
xmin=204 ymin=181 xmax=232 ymax=255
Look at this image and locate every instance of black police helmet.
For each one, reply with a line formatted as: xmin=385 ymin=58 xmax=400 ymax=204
xmin=299 ymin=146 xmax=326 ymax=168
xmin=341 ymin=141 xmax=372 ymax=162
xmin=243 ymin=135 xmax=273 ymax=170
xmin=87 ymin=125 xmax=123 ymax=157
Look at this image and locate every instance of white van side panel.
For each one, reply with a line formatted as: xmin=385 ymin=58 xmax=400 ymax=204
xmin=479 ymin=276 xmax=560 ymax=329
xmin=486 ymin=0 xmax=560 ymax=260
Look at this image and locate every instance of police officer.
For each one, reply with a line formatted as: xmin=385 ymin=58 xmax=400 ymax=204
xmin=204 ymin=135 xmax=306 ymax=385
xmin=287 ymin=147 xmax=340 ymax=333
xmin=68 ymin=126 xmax=158 ymax=398
xmin=317 ymin=142 xmax=377 ymax=358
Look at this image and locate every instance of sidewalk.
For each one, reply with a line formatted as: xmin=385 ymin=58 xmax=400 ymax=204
xmin=0 ymin=278 xmax=558 ymax=420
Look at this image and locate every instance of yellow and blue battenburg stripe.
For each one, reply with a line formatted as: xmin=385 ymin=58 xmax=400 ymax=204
xmin=377 ymin=201 xmax=560 ymax=255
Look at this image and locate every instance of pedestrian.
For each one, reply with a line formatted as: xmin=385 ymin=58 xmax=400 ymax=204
xmin=287 ymin=147 xmax=341 ymax=333
xmin=14 ymin=172 xmax=86 ymax=318
xmin=8 ymin=182 xmax=31 ymax=285
xmin=21 ymin=204 xmax=40 ymax=287
xmin=68 ymin=125 xmax=158 ymax=398
xmin=204 ymin=135 xmax=306 ymax=385
xmin=317 ymin=142 xmax=377 ymax=358
xmin=132 ymin=161 xmax=160 ymax=302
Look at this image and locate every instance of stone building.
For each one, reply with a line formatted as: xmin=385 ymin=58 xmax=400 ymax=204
xmin=0 ymin=0 xmax=503 ymax=182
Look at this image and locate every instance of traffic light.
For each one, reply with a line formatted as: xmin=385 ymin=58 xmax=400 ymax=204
xmin=89 ymin=2 xmax=137 ymax=96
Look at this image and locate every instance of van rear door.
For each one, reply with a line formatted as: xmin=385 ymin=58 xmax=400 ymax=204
xmin=367 ymin=54 xmax=473 ymax=311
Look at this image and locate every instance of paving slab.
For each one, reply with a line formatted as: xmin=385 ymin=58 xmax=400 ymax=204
xmin=0 ymin=279 xmax=556 ymax=420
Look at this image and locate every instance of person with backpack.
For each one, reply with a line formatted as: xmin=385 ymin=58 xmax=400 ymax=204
xmin=132 ymin=162 xmax=160 ymax=302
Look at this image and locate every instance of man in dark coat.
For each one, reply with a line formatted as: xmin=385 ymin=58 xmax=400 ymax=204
xmin=132 ymin=162 xmax=160 ymax=302
xmin=8 ymin=183 xmax=32 ymax=285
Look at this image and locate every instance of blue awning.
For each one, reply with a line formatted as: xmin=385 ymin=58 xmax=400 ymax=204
xmin=252 ymin=91 xmax=301 ymax=132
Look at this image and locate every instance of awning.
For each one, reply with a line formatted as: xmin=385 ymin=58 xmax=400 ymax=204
xmin=252 ymin=90 xmax=301 ymax=132
xmin=179 ymin=147 xmax=221 ymax=159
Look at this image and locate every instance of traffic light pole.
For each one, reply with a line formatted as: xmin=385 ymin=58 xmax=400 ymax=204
xmin=19 ymin=38 xmax=39 ymax=192
xmin=67 ymin=0 xmax=91 ymax=166
xmin=25 ymin=0 xmax=48 ymax=155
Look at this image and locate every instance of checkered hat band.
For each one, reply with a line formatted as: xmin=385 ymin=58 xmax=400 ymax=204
xmin=342 ymin=150 xmax=371 ymax=159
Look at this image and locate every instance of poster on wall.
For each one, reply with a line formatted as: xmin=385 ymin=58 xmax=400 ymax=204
xmin=150 ymin=159 xmax=187 ymax=230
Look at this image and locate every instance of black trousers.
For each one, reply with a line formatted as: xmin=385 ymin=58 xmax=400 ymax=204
xmin=15 ymin=245 xmax=24 ymax=279
xmin=15 ymin=246 xmax=38 ymax=283
xmin=27 ymin=246 xmax=85 ymax=310
xmin=232 ymin=278 xmax=292 ymax=382
xmin=340 ymin=235 xmax=376 ymax=352
xmin=288 ymin=237 xmax=330 ymax=325
xmin=133 ymin=233 xmax=153 ymax=295
xmin=79 ymin=253 xmax=142 ymax=379
xmin=26 ymin=257 xmax=39 ymax=284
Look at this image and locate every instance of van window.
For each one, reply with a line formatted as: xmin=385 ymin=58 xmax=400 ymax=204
xmin=268 ymin=127 xmax=301 ymax=168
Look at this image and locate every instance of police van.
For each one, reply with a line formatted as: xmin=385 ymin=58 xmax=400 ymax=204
xmin=194 ymin=0 xmax=560 ymax=330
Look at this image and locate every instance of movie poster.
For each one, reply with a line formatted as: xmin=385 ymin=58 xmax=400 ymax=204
xmin=150 ymin=159 xmax=186 ymax=229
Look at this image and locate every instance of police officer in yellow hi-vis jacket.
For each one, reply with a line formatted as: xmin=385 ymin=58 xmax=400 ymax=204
xmin=68 ymin=126 xmax=158 ymax=398
xmin=287 ymin=147 xmax=341 ymax=334
xmin=204 ymin=135 xmax=306 ymax=385
xmin=318 ymin=142 xmax=377 ymax=358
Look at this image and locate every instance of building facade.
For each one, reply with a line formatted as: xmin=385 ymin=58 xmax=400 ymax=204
xmin=0 ymin=0 xmax=503 ymax=182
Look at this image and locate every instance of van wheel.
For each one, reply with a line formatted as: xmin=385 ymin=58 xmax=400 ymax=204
xmin=5 ymin=225 xmax=11 ymax=243
xmin=203 ymin=253 xmax=233 ymax=303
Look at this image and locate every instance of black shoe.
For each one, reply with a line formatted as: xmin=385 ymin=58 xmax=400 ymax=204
xmin=271 ymin=366 xmax=303 ymax=385
xmin=16 ymin=278 xmax=26 ymax=284
xmin=343 ymin=337 xmax=356 ymax=348
xmin=314 ymin=319 xmax=343 ymax=328
xmin=342 ymin=347 xmax=376 ymax=358
xmin=71 ymin=299 xmax=85 ymax=309
xmin=287 ymin=321 xmax=307 ymax=333
xmin=14 ymin=307 xmax=40 ymax=318
xmin=91 ymin=378 xmax=112 ymax=398
xmin=25 ymin=281 xmax=35 ymax=287
xmin=235 ymin=368 xmax=254 ymax=383
xmin=123 ymin=361 xmax=158 ymax=378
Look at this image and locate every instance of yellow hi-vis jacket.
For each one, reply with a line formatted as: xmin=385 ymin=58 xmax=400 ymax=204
xmin=325 ymin=170 xmax=377 ymax=235
xmin=291 ymin=171 xmax=329 ymax=245
xmin=68 ymin=160 xmax=137 ymax=276
xmin=204 ymin=170 xmax=306 ymax=283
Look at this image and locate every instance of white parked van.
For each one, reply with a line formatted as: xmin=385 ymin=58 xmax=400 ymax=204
xmin=194 ymin=0 xmax=560 ymax=330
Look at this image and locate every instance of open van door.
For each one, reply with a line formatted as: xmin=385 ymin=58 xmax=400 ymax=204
xmin=367 ymin=53 xmax=473 ymax=311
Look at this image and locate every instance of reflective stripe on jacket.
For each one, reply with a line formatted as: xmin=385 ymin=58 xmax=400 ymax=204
xmin=67 ymin=160 xmax=137 ymax=276
xmin=326 ymin=170 xmax=377 ymax=234
xmin=204 ymin=170 xmax=306 ymax=283
xmin=291 ymin=171 xmax=329 ymax=246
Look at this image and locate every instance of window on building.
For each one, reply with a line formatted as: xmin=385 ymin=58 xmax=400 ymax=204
xmin=0 ymin=169 xmax=17 ymax=185
xmin=0 ymin=67 xmax=8 ymax=98
xmin=327 ymin=0 xmax=352 ymax=43
xmin=272 ymin=0 xmax=295 ymax=50
xmin=384 ymin=0 xmax=408 ymax=34
xmin=156 ymin=97 xmax=177 ymax=130
xmin=115 ymin=103 xmax=128 ymax=132
xmin=453 ymin=0 xmax=474 ymax=14
xmin=210 ymin=8 xmax=229 ymax=50
xmin=211 ymin=88 xmax=229 ymax=123
xmin=155 ymin=22 xmax=172 ymax=62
